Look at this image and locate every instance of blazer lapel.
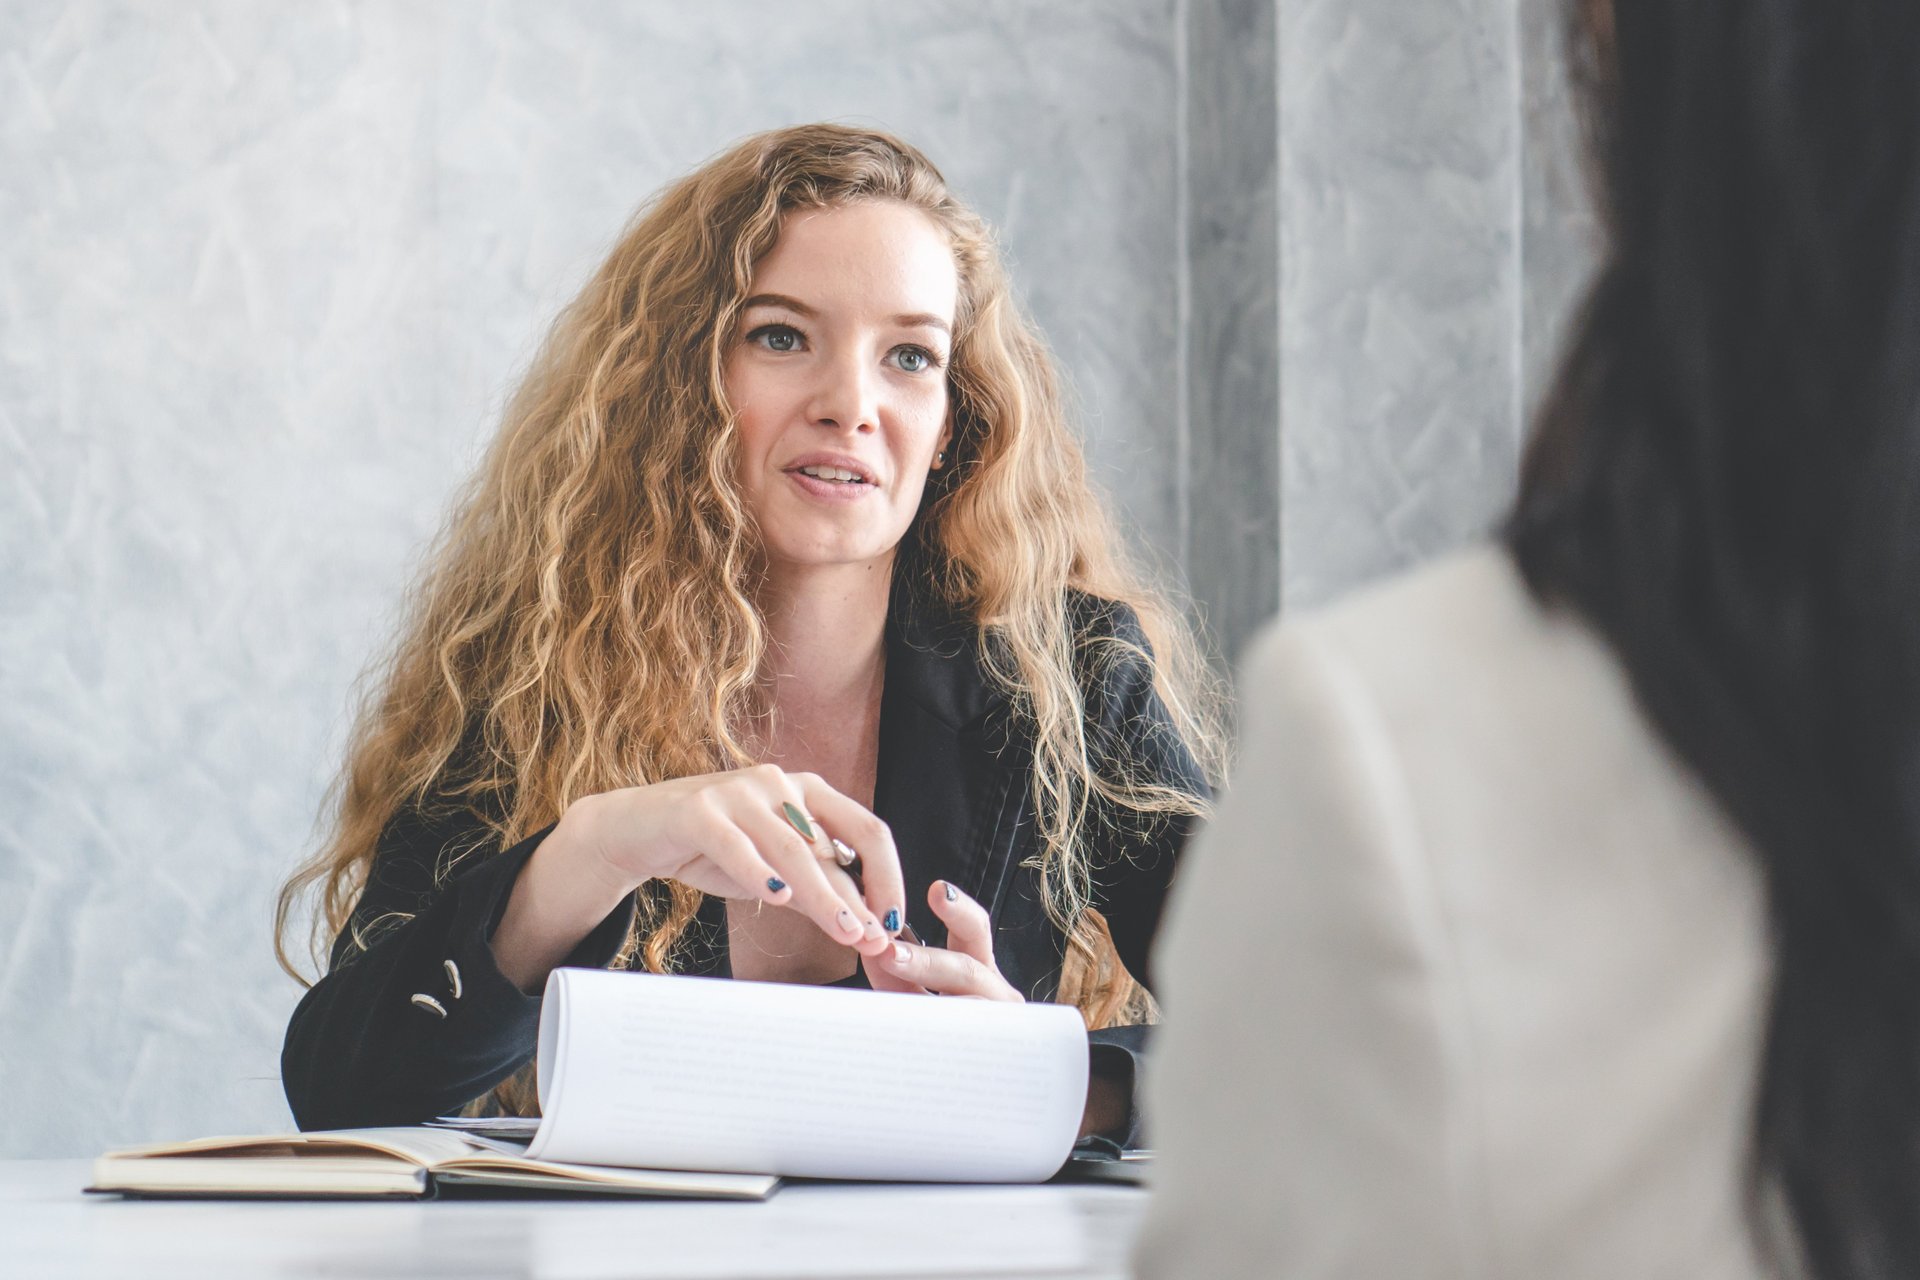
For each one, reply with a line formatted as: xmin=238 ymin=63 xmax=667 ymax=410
xmin=872 ymin=604 xmax=1026 ymax=951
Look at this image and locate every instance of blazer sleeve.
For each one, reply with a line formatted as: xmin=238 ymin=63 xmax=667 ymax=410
xmin=1076 ymin=599 xmax=1214 ymax=1147
xmin=1132 ymin=623 xmax=1486 ymax=1279
xmin=280 ymin=800 xmax=634 ymax=1131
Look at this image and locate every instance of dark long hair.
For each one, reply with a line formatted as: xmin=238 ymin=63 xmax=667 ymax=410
xmin=1507 ymin=3 xmax=1920 ymax=1276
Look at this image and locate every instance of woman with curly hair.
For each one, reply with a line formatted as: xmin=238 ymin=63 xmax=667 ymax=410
xmin=276 ymin=123 xmax=1225 ymax=1141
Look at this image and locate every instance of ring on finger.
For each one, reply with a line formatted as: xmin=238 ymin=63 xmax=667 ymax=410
xmin=780 ymin=801 xmax=821 ymax=844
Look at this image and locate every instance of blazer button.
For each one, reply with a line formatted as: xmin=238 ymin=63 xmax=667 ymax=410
xmin=410 ymin=993 xmax=448 ymax=1018
xmin=443 ymin=959 xmax=463 ymax=1000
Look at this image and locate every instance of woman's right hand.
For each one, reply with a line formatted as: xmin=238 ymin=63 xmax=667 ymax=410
xmin=492 ymin=765 xmax=904 ymax=991
xmin=575 ymin=764 xmax=905 ymax=954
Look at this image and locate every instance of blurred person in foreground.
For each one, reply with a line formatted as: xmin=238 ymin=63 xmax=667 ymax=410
xmin=1138 ymin=1 xmax=1920 ymax=1276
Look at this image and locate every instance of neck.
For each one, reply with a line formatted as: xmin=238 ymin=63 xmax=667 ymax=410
xmin=758 ymin=556 xmax=893 ymax=723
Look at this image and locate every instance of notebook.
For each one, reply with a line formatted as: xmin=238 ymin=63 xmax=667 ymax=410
xmin=88 ymin=1125 xmax=776 ymax=1200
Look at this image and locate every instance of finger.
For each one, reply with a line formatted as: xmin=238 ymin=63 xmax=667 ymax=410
xmin=661 ymin=857 xmax=760 ymax=902
xmin=861 ymin=948 xmax=926 ymax=995
xmin=768 ymin=795 xmax=899 ymax=958
xmin=928 ymin=880 xmax=996 ymax=965
xmin=733 ymin=798 xmax=885 ymax=953
xmin=810 ymin=855 xmax=879 ymax=936
xmin=811 ymin=854 xmax=891 ymax=952
xmin=669 ymin=814 xmax=798 ymax=910
xmin=751 ymin=779 xmax=894 ymax=957
xmin=794 ymin=773 xmax=906 ymax=933
xmin=874 ymin=940 xmax=1023 ymax=1001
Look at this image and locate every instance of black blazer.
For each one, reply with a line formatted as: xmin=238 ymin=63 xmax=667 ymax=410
xmin=282 ymin=594 xmax=1208 ymax=1144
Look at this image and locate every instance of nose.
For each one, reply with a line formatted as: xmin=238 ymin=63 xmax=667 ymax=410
xmin=805 ymin=349 xmax=879 ymax=434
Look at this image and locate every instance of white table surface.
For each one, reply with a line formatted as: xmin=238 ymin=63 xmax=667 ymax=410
xmin=3 ymin=1159 xmax=1148 ymax=1279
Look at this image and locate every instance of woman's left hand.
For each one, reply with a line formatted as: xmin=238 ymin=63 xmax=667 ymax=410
xmin=865 ymin=880 xmax=1024 ymax=1001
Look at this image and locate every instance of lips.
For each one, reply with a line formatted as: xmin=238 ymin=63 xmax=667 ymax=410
xmin=782 ymin=454 xmax=879 ymax=486
xmin=792 ymin=464 xmax=871 ymax=485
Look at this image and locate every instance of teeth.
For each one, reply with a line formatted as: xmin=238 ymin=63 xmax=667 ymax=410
xmin=799 ymin=465 xmax=865 ymax=483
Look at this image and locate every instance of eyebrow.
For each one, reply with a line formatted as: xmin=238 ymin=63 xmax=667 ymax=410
xmin=741 ymin=293 xmax=952 ymax=337
xmin=742 ymin=293 xmax=817 ymax=318
xmin=891 ymin=312 xmax=952 ymax=336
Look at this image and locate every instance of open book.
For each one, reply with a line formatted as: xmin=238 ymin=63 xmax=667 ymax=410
xmin=94 ymin=968 xmax=1090 ymax=1197
xmin=88 ymin=1125 xmax=776 ymax=1199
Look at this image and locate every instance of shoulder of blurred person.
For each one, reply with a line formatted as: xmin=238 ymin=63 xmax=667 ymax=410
xmin=1134 ymin=542 xmax=1777 ymax=1280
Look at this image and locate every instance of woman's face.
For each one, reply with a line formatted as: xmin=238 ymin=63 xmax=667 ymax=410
xmin=724 ymin=200 xmax=957 ymax=577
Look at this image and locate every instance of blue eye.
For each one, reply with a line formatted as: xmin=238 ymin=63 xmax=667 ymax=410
xmin=749 ymin=324 xmax=803 ymax=352
xmin=892 ymin=346 xmax=940 ymax=374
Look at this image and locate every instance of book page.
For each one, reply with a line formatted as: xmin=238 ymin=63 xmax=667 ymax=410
xmin=100 ymin=1127 xmax=483 ymax=1168
xmin=434 ymin=1159 xmax=775 ymax=1198
xmin=307 ymin=1127 xmax=495 ymax=1167
xmin=527 ymin=969 xmax=1088 ymax=1181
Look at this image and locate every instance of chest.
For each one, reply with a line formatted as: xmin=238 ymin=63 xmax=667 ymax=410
xmin=725 ymin=898 xmax=860 ymax=984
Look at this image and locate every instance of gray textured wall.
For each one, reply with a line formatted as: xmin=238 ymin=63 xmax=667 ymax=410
xmin=1274 ymin=0 xmax=1602 ymax=610
xmin=2 ymin=0 xmax=1594 ymax=1158
xmin=1187 ymin=0 xmax=1282 ymax=658
xmin=1279 ymin=0 xmax=1521 ymax=609
xmin=1522 ymin=0 xmax=1605 ymax=416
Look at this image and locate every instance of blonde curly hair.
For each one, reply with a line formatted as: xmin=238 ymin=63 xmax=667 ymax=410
xmin=276 ymin=124 xmax=1227 ymax=1104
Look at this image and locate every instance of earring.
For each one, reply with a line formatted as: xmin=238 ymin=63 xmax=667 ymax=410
xmin=935 ymin=450 xmax=947 ymax=466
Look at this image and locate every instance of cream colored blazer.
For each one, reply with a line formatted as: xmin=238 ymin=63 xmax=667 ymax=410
xmin=1134 ymin=547 xmax=1778 ymax=1280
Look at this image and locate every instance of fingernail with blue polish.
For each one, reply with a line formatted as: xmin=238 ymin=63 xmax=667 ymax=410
xmin=767 ymin=877 xmax=786 ymax=893
xmin=883 ymin=908 xmax=900 ymax=933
